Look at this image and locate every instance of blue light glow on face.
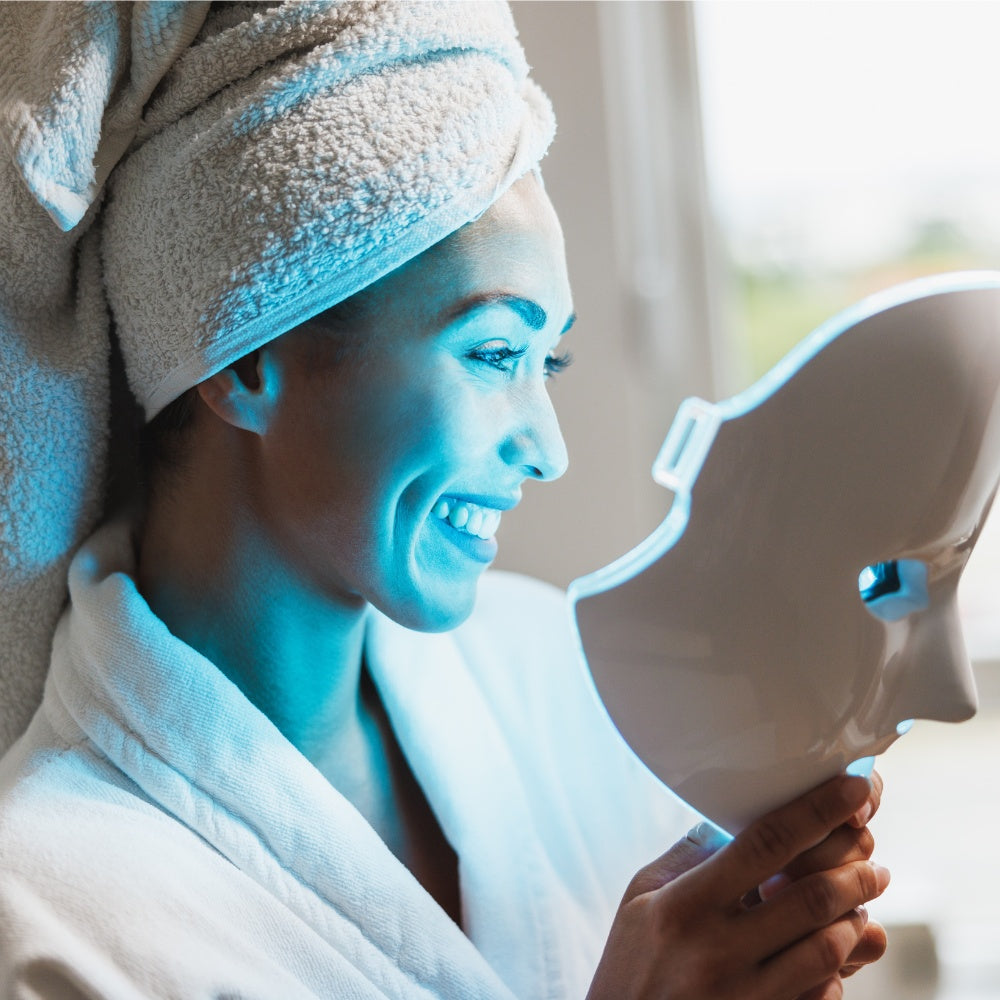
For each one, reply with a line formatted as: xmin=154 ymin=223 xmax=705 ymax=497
xmin=257 ymin=175 xmax=574 ymax=632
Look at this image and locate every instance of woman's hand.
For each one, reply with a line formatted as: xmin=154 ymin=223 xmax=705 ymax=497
xmin=758 ymin=771 xmax=887 ymax=998
xmin=587 ymin=774 xmax=890 ymax=1000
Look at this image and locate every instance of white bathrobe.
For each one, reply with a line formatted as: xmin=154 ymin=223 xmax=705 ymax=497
xmin=0 ymin=523 xmax=693 ymax=999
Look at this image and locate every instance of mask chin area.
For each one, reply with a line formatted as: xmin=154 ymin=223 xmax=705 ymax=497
xmin=845 ymin=722 xmax=915 ymax=779
xmin=846 ymin=755 xmax=875 ymax=778
xmin=858 ymin=559 xmax=930 ymax=622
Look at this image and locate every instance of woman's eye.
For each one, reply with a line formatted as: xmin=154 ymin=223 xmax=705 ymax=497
xmin=467 ymin=343 xmax=574 ymax=379
xmin=468 ymin=343 xmax=528 ymax=374
xmin=544 ymin=350 xmax=573 ymax=379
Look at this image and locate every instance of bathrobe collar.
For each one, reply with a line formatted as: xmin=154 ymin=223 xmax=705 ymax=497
xmin=44 ymin=522 xmax=561 ymax=999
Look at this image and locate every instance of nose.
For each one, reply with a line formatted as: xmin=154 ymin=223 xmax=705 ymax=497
xmin=890 ymin=595 xmax=979 ymax=724
xmin=500 ymin=381 xmax=569 ymax=482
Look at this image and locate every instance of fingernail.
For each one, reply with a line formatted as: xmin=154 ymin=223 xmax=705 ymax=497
xmin=759 ymin=872 xmax=792 ymax=901
xmin=686 ymin=821 xmax=731 ymax=850
xmin=856 ymin=904 xmax=869 ymax=925
xmin=851 ymin=801 xmax=874 ymax=828
xmin=839 ymin=775 xmax=871 ymax=815
xmin=868 ymin=862 xmax=891 ymax=893
xmin=841 ymin=774 xmax=871 ymax=800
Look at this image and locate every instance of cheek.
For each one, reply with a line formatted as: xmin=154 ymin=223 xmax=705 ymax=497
xmin=265 ymin=375 xmax=450 ymax=517
xmin=382 ymin=372 xmax=500 ymax=477
xmin=263 ymin=360 xmax=505 ymax=556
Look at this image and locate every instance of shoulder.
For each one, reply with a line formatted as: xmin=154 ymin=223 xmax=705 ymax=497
xmin=476 ymin=568 xmax=567 ymax=610
xmin=0 ymin=721 xmax=312 ymax=994
xmin=468 ymin=569 xmax=569 ymax=626
xmin=450 ymin=570 xmax=592 ymax=735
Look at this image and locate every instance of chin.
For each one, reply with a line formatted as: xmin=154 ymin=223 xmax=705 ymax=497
xmin=382 ymin=578 xmax=480 ymax=633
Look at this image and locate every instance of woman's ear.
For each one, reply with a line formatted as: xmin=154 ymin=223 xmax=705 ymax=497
xmin=196 ymin=346 xmax=283 ymax=435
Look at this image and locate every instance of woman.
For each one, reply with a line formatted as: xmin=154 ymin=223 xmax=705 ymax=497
xmin=0 ymin=3 xmax=887 ymax=997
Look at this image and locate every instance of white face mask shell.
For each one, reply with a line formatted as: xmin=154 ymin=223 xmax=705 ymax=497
xmin=571 ymin=273 xmax=1000 ymax=834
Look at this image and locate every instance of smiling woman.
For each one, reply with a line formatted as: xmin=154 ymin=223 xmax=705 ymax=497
xmin=132 ymin=173 xmax=577 ymax=947
xmin=142 ymin=175 xmax=573 ymax=645
xmin=0 ymin=2 xmax=890 ymax=997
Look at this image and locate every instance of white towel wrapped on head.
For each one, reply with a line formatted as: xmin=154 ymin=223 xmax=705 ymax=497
xmin=103 ymin=0 xmax=556 ymax=418
xmin=0 ymin=2 xmax=209 ymax=756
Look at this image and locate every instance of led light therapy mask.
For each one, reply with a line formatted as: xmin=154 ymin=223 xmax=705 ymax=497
xmin=570 ymin=272 xmax=1000 ymax=835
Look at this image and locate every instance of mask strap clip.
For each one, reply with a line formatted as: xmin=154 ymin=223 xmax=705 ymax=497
xmin=653 ymin=398 xmax=721 ymax=494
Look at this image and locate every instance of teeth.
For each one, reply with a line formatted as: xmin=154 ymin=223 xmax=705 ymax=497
xmin=432 ymin=497 xmax=502 ymax=540
xmin=481 ymin=509 xmax=501 ymax=538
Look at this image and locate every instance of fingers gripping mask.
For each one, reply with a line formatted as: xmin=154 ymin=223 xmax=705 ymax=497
xmin=570 ymin=273 xmax=1000 ymax=834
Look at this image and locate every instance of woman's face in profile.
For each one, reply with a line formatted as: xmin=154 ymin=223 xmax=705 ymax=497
xmin=260 ymin=174 xmax=575 ymax=630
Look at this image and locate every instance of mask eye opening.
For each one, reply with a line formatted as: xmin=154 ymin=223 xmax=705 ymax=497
xmin=858 ymin=559 xmax=930 ymax=622
xmin=858 ymin=561 xmax=901 ymax=602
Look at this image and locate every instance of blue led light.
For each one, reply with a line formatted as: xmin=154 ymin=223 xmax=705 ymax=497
xmin=846 ymin=756 xmax=875 ymax=778
xmin=857 ymin=559 xmax=929 ymax=622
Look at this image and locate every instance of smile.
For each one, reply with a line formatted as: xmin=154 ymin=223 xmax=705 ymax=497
xmin=431 ymin=497 xmax=503 ymax=540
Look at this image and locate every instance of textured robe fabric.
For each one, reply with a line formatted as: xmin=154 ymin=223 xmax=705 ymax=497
xmin=0 ymin=523 xmax=693 ymax=999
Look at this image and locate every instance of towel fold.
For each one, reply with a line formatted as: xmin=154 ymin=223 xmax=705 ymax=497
xmin=103 ymin=1 xmax=555 ymax=418
xmin=0 ymin=2 xmax=209 ymax=755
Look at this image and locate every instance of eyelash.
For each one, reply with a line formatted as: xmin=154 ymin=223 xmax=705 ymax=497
xmin=469 ymin=345 xmax=574 ymax=379
xmin=544 ymin=350 xmax=573 ymax=378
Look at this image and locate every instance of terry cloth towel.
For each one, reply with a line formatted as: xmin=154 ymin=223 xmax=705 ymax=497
xmin=102 ymin=0 xmax=556 ymax=418
xmin=0 ymin=522 xmax=694 ymax=997
xmin=0 ymin=2 xmax=210 ymax=756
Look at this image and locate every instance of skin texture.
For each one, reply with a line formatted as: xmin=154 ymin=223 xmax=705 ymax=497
xmin=138 ymin=173 xmax=888 ymax=994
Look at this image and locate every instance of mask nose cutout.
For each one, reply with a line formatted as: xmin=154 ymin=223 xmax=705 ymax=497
xmin=858 ymin=559 xmax=930 ymax=622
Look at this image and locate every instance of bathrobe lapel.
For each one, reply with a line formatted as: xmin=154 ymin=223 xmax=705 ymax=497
xmin=49 ymin=524 xmax=516 ymax=999
xmin=366 ymin=613 xmax=560 ymax=1000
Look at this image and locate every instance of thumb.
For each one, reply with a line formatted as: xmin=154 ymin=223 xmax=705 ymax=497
xmin=623 ymin=822 xmax=732 ymax=903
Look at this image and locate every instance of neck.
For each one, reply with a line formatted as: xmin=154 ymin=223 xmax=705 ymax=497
xmin=137 ymin=467 xmax=370 ymax=778
xmin=134 ymin=409 xmax=462 ymax=917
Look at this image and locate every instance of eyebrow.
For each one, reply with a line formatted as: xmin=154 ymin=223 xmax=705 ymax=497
xmin=446 ymin=293 xmax=576 ymax=335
